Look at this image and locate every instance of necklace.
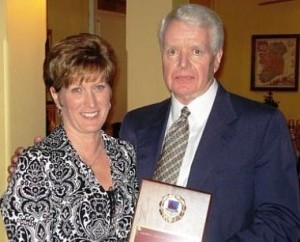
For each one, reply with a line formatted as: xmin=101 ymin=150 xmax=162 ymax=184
xmin=79 ymin=142 xmax=103 ymax=167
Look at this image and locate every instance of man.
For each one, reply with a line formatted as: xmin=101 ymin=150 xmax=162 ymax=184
xmin=119 ymin=3 xmax=300 ymax=242
xmin=8 ymin=3 xmax=300 ymax=241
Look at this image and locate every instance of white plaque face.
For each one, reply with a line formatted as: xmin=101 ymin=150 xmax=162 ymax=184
xmin=129 ymin=179 xmax=211 ymax=242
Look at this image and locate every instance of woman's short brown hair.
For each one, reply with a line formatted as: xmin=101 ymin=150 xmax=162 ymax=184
xmin=44 ymin=33 xmax=117 ymax=91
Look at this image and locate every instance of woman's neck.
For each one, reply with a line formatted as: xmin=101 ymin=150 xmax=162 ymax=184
xmin=65 ymin=128 xmax=105 ymax=167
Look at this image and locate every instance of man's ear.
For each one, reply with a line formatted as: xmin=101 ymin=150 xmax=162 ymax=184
xmin=214 ymin=49 xmax=223 ymax=73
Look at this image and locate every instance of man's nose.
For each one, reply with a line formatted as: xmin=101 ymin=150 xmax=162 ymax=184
xmin=178 ymin=52 xmax=190 ymax=68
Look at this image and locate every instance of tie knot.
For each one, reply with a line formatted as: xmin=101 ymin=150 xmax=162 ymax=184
xmin=181 ymin=106 xmax=190 ymax=119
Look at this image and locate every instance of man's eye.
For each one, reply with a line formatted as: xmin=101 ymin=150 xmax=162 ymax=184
xmin=193 ymin=49 xmax=202 ymax=55
xmin=166 ymin=48 xmax=178 ymax=56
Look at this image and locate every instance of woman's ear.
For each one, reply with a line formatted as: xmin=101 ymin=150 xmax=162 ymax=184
xmin=50 ymin=87 xmax=61 ymax=109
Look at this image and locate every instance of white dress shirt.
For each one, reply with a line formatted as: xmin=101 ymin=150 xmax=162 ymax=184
xmin=166 ymin=80 xmax=218 ymax=187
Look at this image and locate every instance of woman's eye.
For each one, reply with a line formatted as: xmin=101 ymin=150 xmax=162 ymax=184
xmin=94 ymin=84 xmax=106 ymax=91
xmin=70 ymin=87 xmax=82 ymax=93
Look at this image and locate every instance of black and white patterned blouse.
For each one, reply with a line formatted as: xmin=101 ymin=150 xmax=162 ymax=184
xmin=0 ymin=125 xmax=138 ymax=242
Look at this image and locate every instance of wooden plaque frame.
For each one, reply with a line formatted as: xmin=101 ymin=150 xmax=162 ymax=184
xmin=129 ymin=179 xmax=211 ymax=242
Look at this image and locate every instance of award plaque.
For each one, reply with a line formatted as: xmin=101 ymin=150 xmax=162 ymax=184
xmin=129 ymin=179 xmax=211 ymax=242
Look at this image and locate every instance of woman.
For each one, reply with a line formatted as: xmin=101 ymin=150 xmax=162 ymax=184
xmin=0 ymin=33 xmax=138 ymax=241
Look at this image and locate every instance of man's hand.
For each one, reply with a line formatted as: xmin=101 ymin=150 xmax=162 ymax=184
xmin=7 ymin=147 xmax=25 ymax=181
xmin=7 ymin=136 xmax=43 ymax=181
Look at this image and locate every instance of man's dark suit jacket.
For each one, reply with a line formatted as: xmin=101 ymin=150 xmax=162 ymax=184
xmin=119 ymin=84 xmax=300 ymax=241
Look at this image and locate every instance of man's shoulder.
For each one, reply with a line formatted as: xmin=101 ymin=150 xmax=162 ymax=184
xmin=221 ymin=91 xmax=287 ymax=128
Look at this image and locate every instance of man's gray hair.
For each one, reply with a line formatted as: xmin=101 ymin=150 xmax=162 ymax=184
xmin=158 ymin=4 xmax=224 ymax=54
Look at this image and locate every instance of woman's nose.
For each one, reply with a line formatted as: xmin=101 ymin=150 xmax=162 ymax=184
xmin=84 ymin=90 xmax=96 ymax=107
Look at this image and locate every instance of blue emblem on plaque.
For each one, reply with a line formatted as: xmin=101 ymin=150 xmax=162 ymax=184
xmin=159 ymin=194 xmax=186 ymax=223
xmin=167 ymin=199 xmax=179 ymax=212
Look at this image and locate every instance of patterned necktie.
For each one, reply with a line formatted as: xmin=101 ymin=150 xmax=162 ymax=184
xmin=153 ymin=106 xmax=190 ymax=184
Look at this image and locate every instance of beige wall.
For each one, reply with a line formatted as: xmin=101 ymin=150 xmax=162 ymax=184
xmin=0 ymin=1 xmax=46 ymax=240
xmin=47 ymin=0 xmax=89 ymax=44
xmin=215 ymin=0 xmax=300 ymax=120
xmin=0 ymin=4 xmax=7 ymax=240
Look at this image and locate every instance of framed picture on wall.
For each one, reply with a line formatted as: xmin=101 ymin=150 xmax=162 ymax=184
xmin=250 ymin=34 xmax=299 ymax=91
xmin=257 ymin=0 xmax=295 ymax=5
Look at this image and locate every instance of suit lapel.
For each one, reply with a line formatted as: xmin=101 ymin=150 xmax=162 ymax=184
xmin=188 ymin=85 xmax=238 ymax=191
xmin=136 ymin=99 xmax=171 ymax=179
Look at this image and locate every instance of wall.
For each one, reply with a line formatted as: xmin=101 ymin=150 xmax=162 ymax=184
xmin=0 ymin=3 xmax=7 ymax=240
xmin=47 ymin=0 xmax=89 ymax=44
xmin=0 ymin=1 xmax=46 ymax=241
xmin=215 ymin=0 xmax=300 ymax=120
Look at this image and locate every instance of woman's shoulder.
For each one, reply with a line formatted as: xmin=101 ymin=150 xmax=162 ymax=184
xmin=21 ymin=126 xmax=68 ymax=160
xmin=38 ymin=126 xmax=68 ymax=148
xmin=102 ymin=131 xmax=136 ymax=155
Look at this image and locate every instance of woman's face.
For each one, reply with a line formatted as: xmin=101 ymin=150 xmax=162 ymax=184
xmin=51 ymin=75 xmax=111 ymax=136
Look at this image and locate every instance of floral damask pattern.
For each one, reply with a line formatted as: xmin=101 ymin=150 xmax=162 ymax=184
xmin=1 ymin=126 xmax=138 ymax=242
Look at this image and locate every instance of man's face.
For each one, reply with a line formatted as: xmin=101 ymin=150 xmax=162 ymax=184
xmin=162 ymin=20 xmax=223 ymax=104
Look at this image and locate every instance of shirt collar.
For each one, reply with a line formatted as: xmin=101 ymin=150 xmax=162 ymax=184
xmin=170 ymin=79 xmax=218 ymax=121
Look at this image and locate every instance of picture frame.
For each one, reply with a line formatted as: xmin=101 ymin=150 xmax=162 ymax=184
xmin=250 ymin=34 xmax=299 ymax=91
xmin=257 ymin=0 xmax=294 ymax=5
